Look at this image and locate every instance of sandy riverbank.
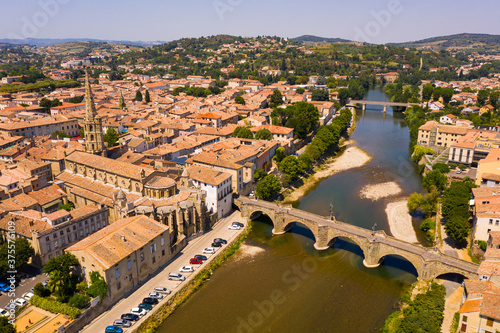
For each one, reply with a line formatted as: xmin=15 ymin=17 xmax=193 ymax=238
xmin=385 ymin=200 xmax=418 ymax=243
xmin=283 ymin=146 xmax=372 ymax=204
xmin=233 ymin=244 xmax=265 ymax=262
xmin=360 ymin=182 xmax=402 ymax=201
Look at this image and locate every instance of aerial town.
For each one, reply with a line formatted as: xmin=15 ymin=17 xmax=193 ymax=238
xmin=0 ymin=4 xmax=499 ymax=333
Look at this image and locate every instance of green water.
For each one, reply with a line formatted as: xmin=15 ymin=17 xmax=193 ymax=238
xmin=158 ymin=88 xmax=423 ymax=332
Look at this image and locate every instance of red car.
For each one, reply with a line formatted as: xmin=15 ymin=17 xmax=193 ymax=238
xmin=189 ymin=258 xmax=203 ymax=264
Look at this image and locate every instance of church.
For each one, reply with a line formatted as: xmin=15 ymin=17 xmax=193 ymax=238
xmin=56 ymin=75 xmax=209 ymax=247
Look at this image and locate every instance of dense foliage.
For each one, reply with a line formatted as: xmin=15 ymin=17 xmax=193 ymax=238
xmin=255 ymin=174 xmax=281 ymax=200
xmin=30 ymin=295 xmax=82 ymax=318
xmin=0 ymin=238 xmax=34 ymax=276
xmin=272 ymin=102 xmax=320 ymax=139
xmin=442 ymin=179 xmax=476 ymax=244
xmin=232 ymin=126 xmax=254 ymax=139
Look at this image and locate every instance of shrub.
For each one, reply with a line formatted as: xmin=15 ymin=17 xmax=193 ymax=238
xmin=476 ymin=240 xmax=487 ymax=251
xmin=33 ymin=282 xmax=51 ymax=297
xmin=30 ymin=295 xmax=82 ymax=318
xmin=68 ymin=294 xmax=90 ymax=309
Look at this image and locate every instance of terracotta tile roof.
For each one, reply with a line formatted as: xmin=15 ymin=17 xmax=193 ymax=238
xmin=187 ymin=165 xmax=231 ymax=186
xmin=0 ymin=212 xmax=52 ymax=238
xmin=478 ymin=261 xmax=500 ymax=275
xmin=27 ymin=184 xmax=66 ymax=206
xmin=459 ymin=299 xmax=482 ymax=313
xmin=66 ymin=151 xmax=154 ymax=180
xmin=481 ymin=292 xmax=500 ymax=320
xmin=0 ymin=193 xmax=39 ymax=212
xmin=145 ymin=176 xmax=176 ymax=189
xmin=70 ymin=204 xmax=101 ymax=220
xmin=464 ymin=280 xmax=500 ymax=295
xmin=490 ymin=231 xmax=500 ymax=244
xmin=66 ymin=215 xmax=169 ymax=269
xmin=250 ymin=125 xmax=293 ymax=135
xmin=480 ymin=173 xmax=500 ymax=182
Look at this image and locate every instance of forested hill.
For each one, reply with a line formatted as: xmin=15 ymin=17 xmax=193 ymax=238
xmin=290 ymin=35 xmax=353 ymax=44
xmin=388 ymin=33 xmax=500 ymax=50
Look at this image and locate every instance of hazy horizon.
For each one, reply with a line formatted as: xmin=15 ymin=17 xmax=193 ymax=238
xmin=1 ymin=0 xmax=499 ymax=44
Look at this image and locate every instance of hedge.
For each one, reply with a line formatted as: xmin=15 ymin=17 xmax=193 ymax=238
xmin=30 ymin=295 xmax=82 ymax=318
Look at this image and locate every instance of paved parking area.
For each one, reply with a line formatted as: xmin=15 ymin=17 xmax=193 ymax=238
xmin=81 ymin=210 xmax=245 ymax=332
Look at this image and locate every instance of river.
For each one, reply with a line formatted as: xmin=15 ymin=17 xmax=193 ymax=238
xmin=158 ymin=88 xmax=425 ymax=332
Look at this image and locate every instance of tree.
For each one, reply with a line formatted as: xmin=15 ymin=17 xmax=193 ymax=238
xmin=270 ymin=89 xmax=283 ymax=107
xmin=273 ymin=147 xmax=285 ymax=163
xmin=432 ymin=163 xmax=450 ymax=174
xmin=34 ymin=282 xmax=51 ymax=297
xmin=235 ymin=96 xmax=245 ymax=105
xmin=317 ymin=76 xmax=326 ymax=85
xmin=422 ymin=83 xmax=434 ymax=101
xmin=311 ymin=89 xmax=329 ymax=101
xmin=489 ymin=91 xmax=499 ymax=109
xmin=69 ymin=95 xmax=84 ymax=104
xmin=48 ymin=270 xmax=65 ymax=297
xmin=338 ymin=88 xmax=349 ymax=106
xmin=103 ymin=127 xmax=119 ymax=147
xmin=144 ymin=89 xmax=151 ymax=103
xmin=445 ymin=215 xmax=470 ymax=244
xmin=0 ymin=317 xmax=15 ymax=333
xmin=43 ymin=253 xmax=79 ymax=297
xmin=407 ymin=193 xmax=432 ymax=216
xmin=255 ymin=128 xmax=273 ymax=140
xmin=298 ymin=153 xmax=313 ymax=171
xmin=254 ymin=169 xmax=267 ymax=182
xmin=118 ymin=93 xmax=126 ymax=109
xmin=296 ymin=88 xmax=305 ymax=94
xmin=423 ymin=170 xmax=448 ymax=192
xmin=79 ymin=127 xmax=84 ymax=138
xmin=441 ymin=87 xmax=454 ymax=105
xmin=477 ymin=89 xmax=489 ymax=106
xmin=87 ymin=271 xmax=108 ymax=301
xmin=255 ymin=174 xmax=281 ymax=200
xmin=135 ymin=90 xmax=143 ymax=101
xmin=0 ymin=238 xmax=34 ymax=276
xmin=412 ymin=145 xmax=435 ymax=162
xmin=57 ymin=202 xmax=74 ymax=212
xmin=279 ymin=156 xmax=302 ymax=180
xmin=232 ymin=126 xmax=254 ymax=139
xmin=51 ymin=130 xmax=70 ymax=139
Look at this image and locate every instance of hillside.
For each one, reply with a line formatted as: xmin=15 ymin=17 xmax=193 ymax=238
xmin=290 ymin=35 xmax=353 ymax=45
xmin=0 ymin=37 xmax=165 ymax=47
xmin=389 ymin=33 xmax=500 ymax=50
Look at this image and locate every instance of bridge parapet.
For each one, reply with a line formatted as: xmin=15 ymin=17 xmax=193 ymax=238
xmin=235 ymin=197 xmax=479 ymax=280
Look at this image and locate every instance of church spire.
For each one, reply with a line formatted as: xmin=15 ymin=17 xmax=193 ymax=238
xmin=83 ymin=73 xmax=106 ymax=156
xmin=85 ymin=73 xmax=98 ymax=120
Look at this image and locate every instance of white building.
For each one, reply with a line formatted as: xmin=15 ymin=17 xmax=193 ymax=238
xmin=187 ymin=165 xmax=232 ymax=219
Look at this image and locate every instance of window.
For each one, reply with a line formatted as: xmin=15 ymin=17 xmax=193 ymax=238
xmin=60 ymin=230 xmax=64 ymax=236
xmin=117 ymin=282 xmax=121 ymax=290
xmin=128 ymin=260 xmax=132 ymax=270
xmin=46 ymin=236 xmax=50 ymax=241
xmin=140 ymin=253 xmax=144 ymax=262
xmin=496 ymin=220 xmax=499 ymax=226
xmin=152 ymin=256 xmax=156 ymax=264
xmin=53 ymin=233 xmax=57 ymax=239
xmin=490 ymin=219 xmax=493 ymax=225
xmin=47 ymin=244 xmax=51 ymax=251
xmin=73 ymin=225 xmax=76 ymax=230
xmin=162 ymin=249 xmax=165 ymax=257
xmin=54 ymin=241 xmax=58 ymax=248
xmin=486 ymin=317 xmax=494 ymax=326
xmin=161 ymin=238 xmax=165 ymax=246
xmin=115 ymin=268 xmax=120 ymax=279
xmin=67 ymin=235 xmax=71 ymax=243
xmin=462 ymin=315 xmax=467 ymax=323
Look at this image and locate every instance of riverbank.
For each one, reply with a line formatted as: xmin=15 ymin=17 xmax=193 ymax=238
xmin=282 ymin=146 xmax=372 ymax=204
xmin=134 ymin=223 xmax=253 ymax=333
xmin=385 ymin=200 xmax=419 ymax=243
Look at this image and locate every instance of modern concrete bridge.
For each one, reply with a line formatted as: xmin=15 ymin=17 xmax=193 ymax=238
xmin=348 ymin=99 xmax=422 ymax=112
xmin=235 ymin=197 xmax=478 ymax=280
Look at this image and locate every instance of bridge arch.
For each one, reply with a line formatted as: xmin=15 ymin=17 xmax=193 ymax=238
xmin=366 ymin=245 xmax=426 ymax=277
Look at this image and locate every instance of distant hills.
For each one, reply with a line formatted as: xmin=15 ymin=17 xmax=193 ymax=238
xmin=388 ymin=33 xmax=500 ymax=50
xmin=291 ymin=33 xmax=500 ymax=50
xmin=0 ymin=38 xmax=166 ymax=47
xmin=290 ymin=35 xmax=353 ymax=45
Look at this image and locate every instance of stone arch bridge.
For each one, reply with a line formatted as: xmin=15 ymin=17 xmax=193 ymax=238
xmin=235 ymin=197 xmax=478 ymax=281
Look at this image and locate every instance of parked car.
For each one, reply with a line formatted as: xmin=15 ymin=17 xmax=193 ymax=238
xmin=42 ymin=279 xmax=49 ymax=287
xmin=138 ymin=303 xmax=153 ymax=311
xmin=194 ymin=255 xmax=207 ymax=261
xmin=148 ymin=292 xmax=164 ymax=299
xmin=211 ymin=241 xmax=223 ymax=247
xmin=130 ymin=307 xmax=147 ymax=317
xmin=168 ymin=272 xmax=186 ymax=281
xmin=190 ymin=258 xmax=203 ymax=265
xmin=142 ymin=297 xmax=159 ymax=305
xmin=214 ymin=238 xmax=227 ymax=244
xmin=4 ymin=303 xmax=18 ymax=311
xmin=228 ymin=225 xmax=241 ymax=230
xmin=112 ymin=319 xmax=131 ymax=328
xmin=179 ymin=266 xmax=194 ymax=273
xmin=22 ymin=292 xmax=33 ymax=301
xmin=0 ymin=308 xmax=8 ymax=317
xmin=203 ymin=247 xmax=216 ymax=254
xmin=0 ymin=282 xmax=10 ymax=292
xmin=121 ymin=313 xmax=140 ymax=321
xmin=14 ymin=298 xmax=27 ymax=307
xmin=154 ymin=287 xmax=172 ymax=295
xmin=232 ymin=222 xmax=244 ymax=228
xmin=105 ymin=326 xmax=123 ymax=333
xmin=456 ymin=169 xmax=462 ymax=174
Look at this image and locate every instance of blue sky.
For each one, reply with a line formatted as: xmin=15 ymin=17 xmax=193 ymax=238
xmin=1 ymin=0 xmax=499 ymax=43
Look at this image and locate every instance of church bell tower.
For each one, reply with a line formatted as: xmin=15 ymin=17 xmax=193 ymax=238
xmin=84 ymin=73 xmax=106 ymax=156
